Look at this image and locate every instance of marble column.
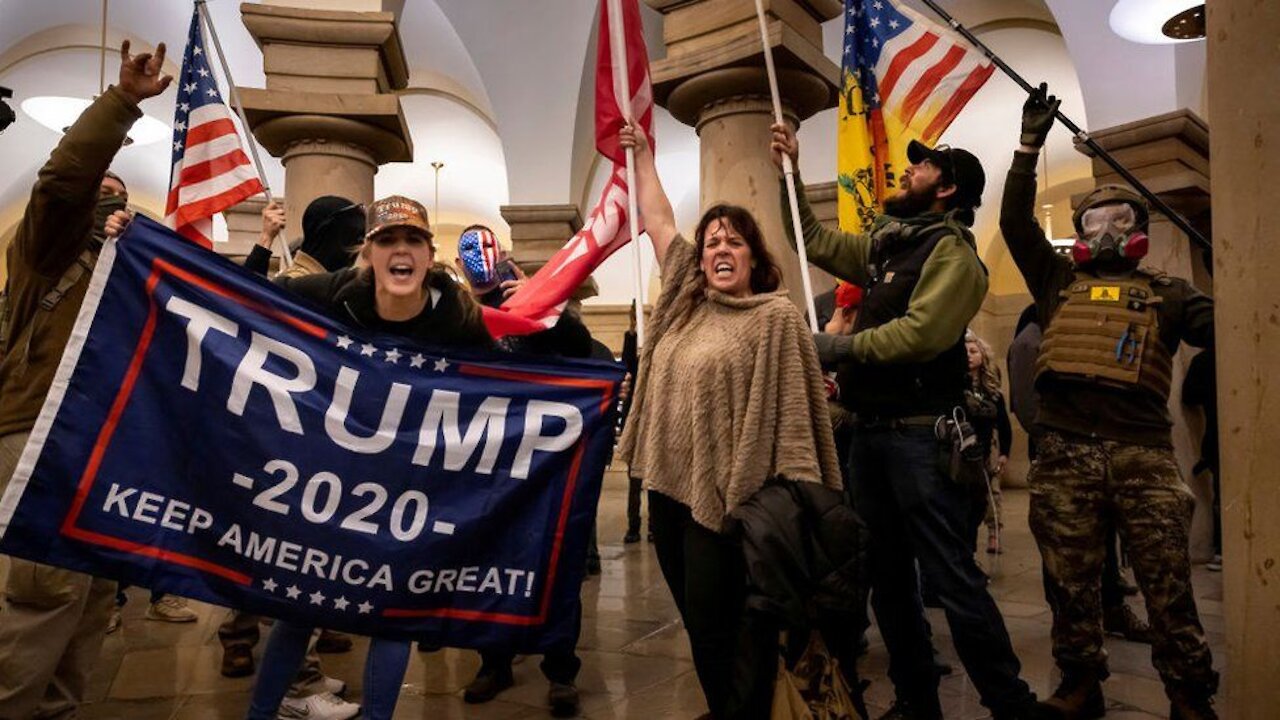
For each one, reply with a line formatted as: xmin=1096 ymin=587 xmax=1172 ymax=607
xmin=235 ymin=3 xmax=413 ymax=243
xmin=1075 ymin=109 xmax=1215 ymax=559
xmin=499 ymin=203 xmax=598 ymax=301
xmin=645 ymin=0 xmax=840 ymax=310
xmin=1207 ymin=0 xmax=1280 ymax=715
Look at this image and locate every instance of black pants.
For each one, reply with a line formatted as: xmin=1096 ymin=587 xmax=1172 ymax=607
xmin=649 ymin=491 xmax=776 ymax=720
xmin=626 ymin=475 xmax=649 ymax=534
xmin=478 ymin=604 xmax=582 ymax=684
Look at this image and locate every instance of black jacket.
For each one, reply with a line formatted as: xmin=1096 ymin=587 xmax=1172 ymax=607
xmin=276 ymin=267 xmax=494 ymax=350
xmin=730 ymin=480 xmax=869 ymax=631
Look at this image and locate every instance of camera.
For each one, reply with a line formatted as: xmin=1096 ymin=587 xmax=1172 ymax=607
xmin=0 ymin=86 xmax=15 ymax=133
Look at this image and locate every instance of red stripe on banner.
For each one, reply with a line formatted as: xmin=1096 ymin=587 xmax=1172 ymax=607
xmin=178 ymin=149 xmax=253 ymax=186
xmin=878 ymin=32 xmax=939 ymax=103
xmin=152 ymin=258 xmax=328 ymax=338
xmin=185 ymin=117 xmax=238 ymax=147
xmin=381 ymin=442 xmax=590 ymax=625
xmin=62 ymin=526 xmax=253 ymax=585
xmin=61 ymin=270 xmax=165 ymax=537
xmin=899 ymin=44 xmax=967 ymax=127
xmin=58 ymin=256 xmax=340 ymax=586
xmin=922 ymin=63 xmax=996 ymax=143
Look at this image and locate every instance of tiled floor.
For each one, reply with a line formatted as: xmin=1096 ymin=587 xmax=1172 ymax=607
xmin=64 ymin=471 xmax=1225 ymax=719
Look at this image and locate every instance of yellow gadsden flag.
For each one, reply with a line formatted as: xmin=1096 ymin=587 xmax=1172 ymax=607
xmin=837 ymin=0 xmax=995 ymax=231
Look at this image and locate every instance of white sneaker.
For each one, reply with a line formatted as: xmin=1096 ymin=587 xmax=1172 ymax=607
xmin=322 ymin=675 xmax=347 ymax=697
xmin=105 ymin=608 xmax=123 ymax=634
xmin=1207 ymin=554 xmax=1223 ymax=572
xmin=276 ymin=692 xmax=361 ymax=720
xmin=145 ymin=595 xmax=198 ymax=623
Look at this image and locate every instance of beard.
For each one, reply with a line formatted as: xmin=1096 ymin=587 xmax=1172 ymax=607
xmin=883 ymin=178 xmax=942 ymax=219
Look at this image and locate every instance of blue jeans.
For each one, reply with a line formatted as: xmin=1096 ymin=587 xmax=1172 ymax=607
xmin=850 ymin=424 xmax=1033 ymax=715
xmin=246 ymin=621 xmax=410 ymax=720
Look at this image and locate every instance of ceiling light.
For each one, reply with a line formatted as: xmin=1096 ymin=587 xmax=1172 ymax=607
xmin=21 ymin=96 xmax=171 ymax=147
xmin=1110 ymin=0 xmax=1205 ymax=45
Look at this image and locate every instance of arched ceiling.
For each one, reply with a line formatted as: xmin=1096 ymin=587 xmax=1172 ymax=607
xmin=0 ymin=0 xmax=1206 ymax=301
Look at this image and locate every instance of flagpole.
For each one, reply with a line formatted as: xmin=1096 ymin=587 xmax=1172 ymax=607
xmin=194 ymin=0 xmax=293 ymax=267
xmin=606 ymin=0 xmax=647 ymax=348
xmin=917 ymin=0 xmax=1210 ymax=252
xmin=753 ymin=0 xmax=819 ymax=333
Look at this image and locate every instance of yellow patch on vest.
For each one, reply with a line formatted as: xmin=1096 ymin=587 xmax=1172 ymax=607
xmin=1090 ymin=286 xmax=1122 ymax=302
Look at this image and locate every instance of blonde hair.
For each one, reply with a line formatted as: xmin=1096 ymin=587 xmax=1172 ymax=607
xmin=965 ymin=329 xmax=1002 ymax=397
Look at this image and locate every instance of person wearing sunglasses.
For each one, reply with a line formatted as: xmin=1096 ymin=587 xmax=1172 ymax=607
xmin=1001 ymin=85 xmax=1218 ymax=720
xmin=770 ymin=123 xmax=1054 ymax=720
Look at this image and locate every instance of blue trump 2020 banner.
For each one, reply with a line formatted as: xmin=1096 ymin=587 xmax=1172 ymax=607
xmin=0 ymin=217 xmax=622 ymax=652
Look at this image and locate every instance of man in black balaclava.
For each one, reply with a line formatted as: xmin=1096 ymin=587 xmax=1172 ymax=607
xmin=244 ymin=195 xmax=365 ymax=277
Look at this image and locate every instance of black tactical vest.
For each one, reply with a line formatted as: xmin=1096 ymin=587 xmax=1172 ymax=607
xmin=836 ymin=222 xmax=973 ymax=418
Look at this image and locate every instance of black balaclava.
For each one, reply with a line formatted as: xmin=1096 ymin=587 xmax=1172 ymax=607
xmin=301 ymin=195 xmax=365 ymax=272
xmin=92 ymin=194 xmax=129 ymax=246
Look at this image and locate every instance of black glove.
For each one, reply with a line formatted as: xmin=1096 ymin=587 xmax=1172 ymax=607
xmin=813 ymin=332 xmax=855 ymax=365
xmin=1020 ymin=82 xmax=1061 ymax=149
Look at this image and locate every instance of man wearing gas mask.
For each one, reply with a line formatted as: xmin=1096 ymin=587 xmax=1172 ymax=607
xmin=0 ymin=41 xmax=171 ymax=719
xmin=1000 ymin=84 xmax=1218 ymax=720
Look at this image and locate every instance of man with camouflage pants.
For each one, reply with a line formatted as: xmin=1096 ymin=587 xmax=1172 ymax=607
xmin=1000 ymin=84 xmax=1218 ymax=720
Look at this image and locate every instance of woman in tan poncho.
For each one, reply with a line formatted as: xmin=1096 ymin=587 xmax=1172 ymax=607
xmin=616 ymin=124 xmax=842 ymax=719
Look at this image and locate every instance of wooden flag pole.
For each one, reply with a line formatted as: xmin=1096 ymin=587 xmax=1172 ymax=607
xmin=195 ymin=0 xmax=292 ymax=267
xmin=753 ymin=0 xmax=819 ymax=333
xmin=606 ymin=0 xmax=647 ymax=348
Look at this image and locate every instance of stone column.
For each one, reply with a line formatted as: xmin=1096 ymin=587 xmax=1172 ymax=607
xmin=1207 ymin=0 xmax=1280 ymax=715
xmin=1075 ymin=110 xmax=1214 ymax=559
xmin=499 ymin=203 xmax=598 ymax=301
xmin=645 ymin=0 xmax=840 ymax=310
xmin=235 ymin=3 xmax=413 ymax=243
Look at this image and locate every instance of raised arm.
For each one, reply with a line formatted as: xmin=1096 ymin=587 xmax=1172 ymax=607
xmin=619 ymin=122 xmax=677 ymax=267
xmin=770 ymin=123 xmax=873 ymax=285
xmin=998 ymin=84 xmax=1070 ymax=301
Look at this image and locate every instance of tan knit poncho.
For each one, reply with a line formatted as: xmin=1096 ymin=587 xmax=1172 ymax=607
xmin=618 ymin=236 xmax=843 ymax=532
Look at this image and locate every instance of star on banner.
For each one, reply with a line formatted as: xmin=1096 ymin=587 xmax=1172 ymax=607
xmin=336 ymin=335 xmax=353 ymax=350
xmin=262 ymin=578 xmax=278 ymax=593
xmin=334 ymin=596 xmax=350 ymax=611
xmin=357 ymin=601 xmax=374 ymax=615
xmin=433 ymin=358 xmax=450 ymax=372
xmin=384 ymin=348 xmax=401 ymax=364
xmin=309 ymin=590 xmax=326 ymax=606
xmin=409 ymin=353 xmax=426 ymax=369
xmin=360 ymin=343 xmax=377 ymax=357
xmin=285 ymin=585 xmax=301 ymax=599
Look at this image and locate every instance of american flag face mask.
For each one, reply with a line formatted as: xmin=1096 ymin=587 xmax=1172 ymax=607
xmin=458 ymin=226 xmax=505 ymax=292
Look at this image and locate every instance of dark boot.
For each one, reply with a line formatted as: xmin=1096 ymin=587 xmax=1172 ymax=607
xmin=464 ymin=665 xmax=515 ymax=703
xmin=1103 ymin=603 xmax=1155 ymax=644
xmin=1041 ymin=669 xmax=1106 ymax=720
xmin=220 ymin=644 xmax=254 ymax=678
xmin=1170 ymin=689 xmax=1218 ymax=720
xmin=548 ymin=682 xmax=580 ymax=717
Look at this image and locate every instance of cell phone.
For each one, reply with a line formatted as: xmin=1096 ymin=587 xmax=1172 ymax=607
xmin=495 ymin=258 xmax=521 ymax=284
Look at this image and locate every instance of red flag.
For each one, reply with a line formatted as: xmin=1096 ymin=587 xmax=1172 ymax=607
xmin=483 ymin=0 xmax=654 ymax=339
xmin=595 ymin=0 xmax=654 ymax=164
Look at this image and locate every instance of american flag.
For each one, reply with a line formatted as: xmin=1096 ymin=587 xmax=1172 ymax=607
xmin=164 ymin=9 xmax=264 ymax=248
xmin=837 ymin=0 xmax=993 ymax=230
xmin=481 ymin=0 xmax=652 ymax=339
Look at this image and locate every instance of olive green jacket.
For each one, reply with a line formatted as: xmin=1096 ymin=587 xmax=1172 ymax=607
xmin=0 ymin=87 xmax=140 ymax=437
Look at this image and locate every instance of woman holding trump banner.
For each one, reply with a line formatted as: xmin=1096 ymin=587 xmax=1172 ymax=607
xmin=616 ymin=122 xmax=843 ymax=718
xmin=245 ymin=195 xmax=491 ymax=720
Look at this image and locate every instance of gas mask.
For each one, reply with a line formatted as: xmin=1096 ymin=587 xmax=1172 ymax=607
xmin=1070 ymin=185 xmax=1149 ymax=268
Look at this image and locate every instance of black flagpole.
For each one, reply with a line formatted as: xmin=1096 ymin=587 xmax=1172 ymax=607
xmin=918 ymin=0 xmax=1212 ymax=251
